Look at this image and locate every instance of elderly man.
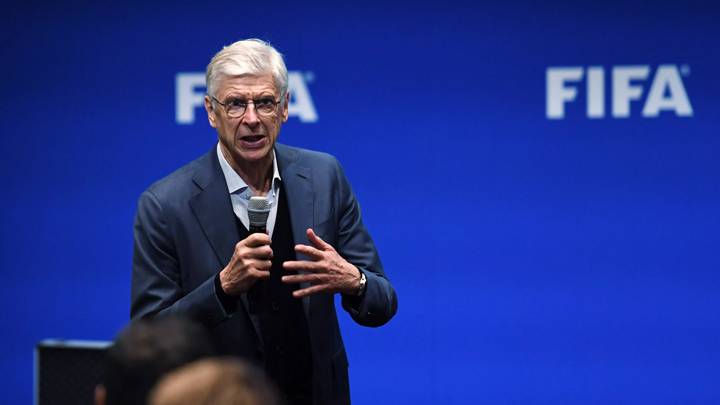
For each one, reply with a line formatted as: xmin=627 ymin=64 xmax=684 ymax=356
xmin=131 ymin=39 xmax=397 ymax=405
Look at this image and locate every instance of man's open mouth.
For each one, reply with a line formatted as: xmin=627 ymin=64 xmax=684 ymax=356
xmin=241 ymin=135 xmax=265 ymax=142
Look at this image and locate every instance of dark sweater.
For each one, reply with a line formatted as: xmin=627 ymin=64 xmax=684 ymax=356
xmin=238 ymin=184 xmax=314 ymax=404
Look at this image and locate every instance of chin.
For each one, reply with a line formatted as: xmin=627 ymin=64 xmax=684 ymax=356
xmin=237 ymin=147 xmax=272 ymax=162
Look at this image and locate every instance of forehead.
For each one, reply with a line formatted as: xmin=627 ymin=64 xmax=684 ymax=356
xmin=216 ymin=74 xmax=278 ymax=98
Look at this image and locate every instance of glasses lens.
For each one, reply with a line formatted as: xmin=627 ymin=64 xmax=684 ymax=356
xmin=226 ymin=100 xmax=246 ymax=118
xmin=256 ymin=99 xmax=277 ymax=115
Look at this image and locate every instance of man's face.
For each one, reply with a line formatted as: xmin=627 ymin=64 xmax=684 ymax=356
xmin=205 ymin=74 xmax=289 ymax=168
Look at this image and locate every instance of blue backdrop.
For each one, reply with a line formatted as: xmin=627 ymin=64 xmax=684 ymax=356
xmin=2 ymin=0 xmax=719 ymax=403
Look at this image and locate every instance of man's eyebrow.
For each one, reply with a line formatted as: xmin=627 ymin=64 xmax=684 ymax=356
xmin=225 ymin=92 xmax=276 ymax=99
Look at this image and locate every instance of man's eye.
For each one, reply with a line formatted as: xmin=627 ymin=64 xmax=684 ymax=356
xmin=227 ymin=99 xmax=247 ymax=107
xmin=256 ymin=98 xmax=275 ymax=106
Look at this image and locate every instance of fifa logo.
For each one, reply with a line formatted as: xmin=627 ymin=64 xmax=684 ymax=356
xmin=546 ymin=65 xmax=693 ymax=119
xmin=175 ymin=71 xmax=318 ymax=124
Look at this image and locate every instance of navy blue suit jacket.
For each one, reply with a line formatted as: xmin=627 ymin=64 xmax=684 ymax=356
xmin=131 ymin=143 xmax=397 ymax=404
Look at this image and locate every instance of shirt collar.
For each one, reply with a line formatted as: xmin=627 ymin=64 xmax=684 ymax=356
xmin=216 ymin=142 xmax=281 ymax=196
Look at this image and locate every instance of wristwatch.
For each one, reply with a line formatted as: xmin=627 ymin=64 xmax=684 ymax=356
xmin=356 ymin=270 xmax=367 ymax=296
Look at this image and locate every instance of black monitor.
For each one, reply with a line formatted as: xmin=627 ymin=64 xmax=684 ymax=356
xmin=35 ymin=340 xmax=110 ymax=405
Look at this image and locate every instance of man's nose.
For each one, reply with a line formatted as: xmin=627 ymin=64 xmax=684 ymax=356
xmin=242 ymin=103 xmax=261 ymax=126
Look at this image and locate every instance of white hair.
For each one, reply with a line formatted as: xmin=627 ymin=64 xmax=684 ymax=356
xmin=205 ymin=39 xmax=288 ymax=100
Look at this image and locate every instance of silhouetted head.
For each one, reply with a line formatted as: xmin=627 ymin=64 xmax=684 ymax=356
xmin=96 ymin=316 xmax=215 ymax=405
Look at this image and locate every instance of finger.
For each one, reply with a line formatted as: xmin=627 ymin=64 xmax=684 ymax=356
xmin=250 ymin=268 xmax=271 ymax=279
xmin=244 ymin=233 xmax=272 ymax=247
xmin=281 ymin=273 xmax=325 ymax=284
xmin=244 ymin=259 xmax=272 ymax=272
xmin=248 ymin=245 xmax=274 ymax=260
xmin=294 ymin=244 xmax=324 ymax=260
xmin=292 ymin=284 xmax=330 ymax=298
xmin=256 ymin=259 xmax=273 ymax=272
xmin=306 ymin=228 xmax=333 ymax=251
xmin=283 ymin=260 xmax=324 ymax=272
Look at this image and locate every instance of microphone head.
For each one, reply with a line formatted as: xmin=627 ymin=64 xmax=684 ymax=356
xmin=248 ymin=196 xmax=271 ymax=230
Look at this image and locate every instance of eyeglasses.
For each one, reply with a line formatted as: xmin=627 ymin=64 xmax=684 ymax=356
xmin=210 ymin=95 xmax=281 ymax=118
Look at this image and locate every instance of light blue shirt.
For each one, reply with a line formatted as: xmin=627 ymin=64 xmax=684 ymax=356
xmin=216 ymin=143 xmax=282 ymax=238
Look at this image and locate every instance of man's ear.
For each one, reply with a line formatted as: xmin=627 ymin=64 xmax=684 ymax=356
xmin=94 ymin=385 xmax=106 ymax=405
xmin=204 ymin=95 xmax=218 ymax=128
xmin=281 ymin=91 xmax=290 ymax=123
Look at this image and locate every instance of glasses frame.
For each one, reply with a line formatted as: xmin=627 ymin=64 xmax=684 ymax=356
xmin=210 ymin=95 xmax=282 ymax=118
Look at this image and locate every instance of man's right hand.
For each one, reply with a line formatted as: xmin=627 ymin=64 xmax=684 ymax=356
xmin=219 ymin=233 xmax=273 ymax=296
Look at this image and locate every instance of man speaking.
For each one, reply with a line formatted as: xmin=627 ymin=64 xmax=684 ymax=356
xmin=130 ymin=39 xmax=397 ymax=405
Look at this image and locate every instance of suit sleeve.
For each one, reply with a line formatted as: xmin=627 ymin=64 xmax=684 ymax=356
xmin=332 ymin=159 xmax=398 ymax=327
xmin=131 ymin=190 xmax=231 ymax=326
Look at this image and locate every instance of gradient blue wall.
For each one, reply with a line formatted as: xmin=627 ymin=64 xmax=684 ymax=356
xmin=2 ymin=0 xmax=719 ymax=403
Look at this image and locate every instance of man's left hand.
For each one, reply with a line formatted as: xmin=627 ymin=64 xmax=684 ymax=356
xmin=282 ymin=228 xmax=361 ymax=298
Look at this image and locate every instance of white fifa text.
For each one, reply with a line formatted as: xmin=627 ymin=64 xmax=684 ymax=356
xmin=546 ymin=65 xmax=693 ymax=119
xmin=175 ymin=71 xmax=318 ymax=124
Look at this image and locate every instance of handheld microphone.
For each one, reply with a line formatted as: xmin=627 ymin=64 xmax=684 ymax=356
xmin=246 ymin=196 xmax=271 ymax=309
xmin=248 ymin=196 xmax=271 ymax=234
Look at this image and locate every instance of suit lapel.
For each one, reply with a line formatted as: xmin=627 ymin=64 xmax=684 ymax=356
xmin=189 ymin=154 xmax=238 ymax=268
xmin=188 ymin=149 xmax=263 ymax=341
xmin=276 ymin=144 xmax=314 ymax=318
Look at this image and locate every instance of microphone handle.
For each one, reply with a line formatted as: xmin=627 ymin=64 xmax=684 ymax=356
xmin=249 ymin=225 xmax=267 ymax=234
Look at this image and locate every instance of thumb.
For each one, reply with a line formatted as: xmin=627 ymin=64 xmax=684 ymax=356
xmin=307 ymin=228 xmax=333 ymax=251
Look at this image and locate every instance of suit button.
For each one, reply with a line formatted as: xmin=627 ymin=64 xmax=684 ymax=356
xmin=271 ymin=301 xmax=280 ymax=311
xmin=275 ymin=345 xmax=285 ymax=355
